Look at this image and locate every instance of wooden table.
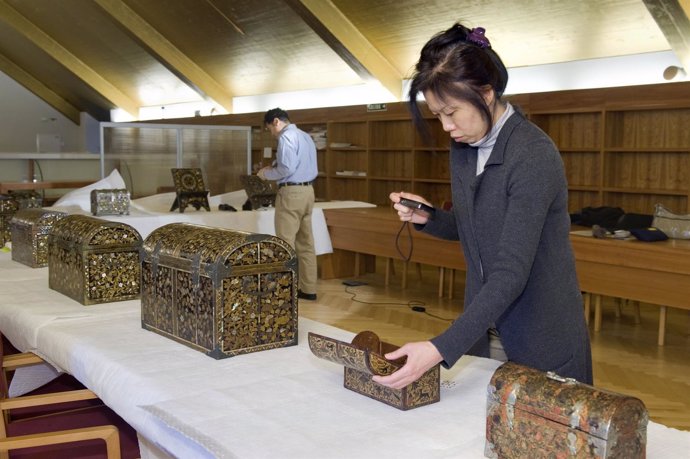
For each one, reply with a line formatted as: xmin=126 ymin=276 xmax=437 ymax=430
xmin=323 ymin=207 xmax=690 ymax=345
xmin=321 ymin=206 xmax=466 ymax=297
xmin=570 ymin=231 xmax=690 ymax=345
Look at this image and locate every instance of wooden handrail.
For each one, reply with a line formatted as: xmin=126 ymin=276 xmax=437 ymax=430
xmin=0 ymin=180 xmax=94 ymax=194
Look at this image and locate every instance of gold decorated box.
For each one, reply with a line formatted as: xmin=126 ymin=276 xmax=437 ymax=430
xmin=8 ymin=190 xmax=43 ymax=209
xmin=10 ymin=208 xmax=67 ymax=268
xmin=48 ymin=215 xmax=143 ymax=305
xmin=308 ymin=331 xmax=440 ymax=410
xmin=485 ymin=362 xmax=648 ymax=459
xmin=1 ymin=194 xmax=19 ymax=246
xmin=140 ymin=223 xmax=298 ymax=359
xmin=90 ymin=188 xmax=130 ymax=216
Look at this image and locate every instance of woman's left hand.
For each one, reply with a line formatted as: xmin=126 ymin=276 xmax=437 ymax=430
xmin=389 ymin=191 xmax=433 ymax=225
xmin=371 ymin=341 xmax=443 ymax=389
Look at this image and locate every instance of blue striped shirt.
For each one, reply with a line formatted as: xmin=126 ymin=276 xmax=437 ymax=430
xmin=262 ymin=124 xmax=318 ymax=184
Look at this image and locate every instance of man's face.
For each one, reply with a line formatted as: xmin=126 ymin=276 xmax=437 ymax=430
xmin=265 ymin=119 xmax=280 ymax=138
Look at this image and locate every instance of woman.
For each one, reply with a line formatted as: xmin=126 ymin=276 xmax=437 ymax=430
xmin=372 ymin=23 xmax=592 ymax=389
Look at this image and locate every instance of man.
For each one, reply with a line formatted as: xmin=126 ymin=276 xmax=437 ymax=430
xmin=258 ymin=108 xmax=319 ymax=300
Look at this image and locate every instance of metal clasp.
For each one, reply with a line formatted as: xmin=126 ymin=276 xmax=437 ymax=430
xmin=546 ymin=371 xmax=577 ymax=384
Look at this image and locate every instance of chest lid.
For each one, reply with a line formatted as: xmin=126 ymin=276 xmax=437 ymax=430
xmin=50 ymin=214 xmax=142 ymax=248
xmin=142 ymin=222 xmax=295 ymax=268
xmin=11 ymin=208 xmax=67 ymax=230
xmin=488 ymin=362 xmax=648 ymax=441
xmin=308 ymin=331 xmax=406 ymax=377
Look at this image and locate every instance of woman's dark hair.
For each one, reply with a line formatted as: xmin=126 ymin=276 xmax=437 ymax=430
xmin=408 ymin=23 xmax=508 ymax=141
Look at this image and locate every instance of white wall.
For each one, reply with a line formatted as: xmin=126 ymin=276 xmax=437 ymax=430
xmin=505 ymin=51 xmax=685 ymax=95
xmin=113 ymin=51 xmax=686 ymax=120
xmin=0 ymin=71 xmax=90 ymax=152
xmin=0 ymin=72 xmax=102 ymax=182
xmin=230 ymin=51 xmax=686 ymax=114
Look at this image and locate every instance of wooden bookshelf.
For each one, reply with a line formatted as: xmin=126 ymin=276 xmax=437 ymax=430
xmin=162 ymin=81 xmax=690 ymax=215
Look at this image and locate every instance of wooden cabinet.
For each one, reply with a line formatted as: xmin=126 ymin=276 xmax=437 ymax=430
xmin=531 ymin=104 xmax=690 ymax=214
xmin=326 ymin=121 xmax=368 ymax=201
xmin=530 ymin=111 xmax=604 ymax=212
xmin=323 ymin=117 xmax=452 ymax=206
xmin=603 ymin=108 xmax=690 ymax=214
xmin=367 ymin=119 xmax=414 ymax=206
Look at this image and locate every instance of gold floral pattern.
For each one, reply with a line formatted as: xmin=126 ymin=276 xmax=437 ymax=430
xmin=141 ymin=223 xmax=298 ymax=359
xmin=0 ymin=194 xmax=19 ymax=246
xmin=10 ymin=208 xmax=67 ymax=267
xmin=90 ymin=188 xmax=130 ymax=216
xmin=48 ymin=215 xmax=142 ymax=305
xmin=308 ymin=331 xmax=440 ymax=410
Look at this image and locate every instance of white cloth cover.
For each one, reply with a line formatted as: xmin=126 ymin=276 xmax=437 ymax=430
xmin=52 ymin=169 xmax=126 ymax=211
xmin=1 ymin=250 xmax=689 ymax=459
xmin=49 ymin=193 xmax=376 ymax=255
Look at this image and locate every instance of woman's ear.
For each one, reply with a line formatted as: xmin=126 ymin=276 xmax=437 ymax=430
xmin=481 ymin=86 xmax=495 ymax=105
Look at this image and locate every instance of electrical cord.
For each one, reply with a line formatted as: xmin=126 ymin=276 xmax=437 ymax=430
xmin=34 ymin=160 xmax=46 ymax=200
xmin=394 ymin=221 xmax=413 ymax=262
xmin=343 ymin=285 xmax=454 ymax=322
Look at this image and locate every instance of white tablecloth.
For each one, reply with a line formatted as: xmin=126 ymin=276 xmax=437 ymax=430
xmin=49 ymin=191 xmax=376 ymax=256
xmin=0 ymin=251 xmax=688 ymax=458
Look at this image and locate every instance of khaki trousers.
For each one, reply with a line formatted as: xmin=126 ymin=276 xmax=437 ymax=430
xmin=274 ymin=185 xmax=317 ymax=294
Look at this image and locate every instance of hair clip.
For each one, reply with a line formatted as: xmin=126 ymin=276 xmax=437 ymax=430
xmin=467 ymin=27 xmax=491 ymax=49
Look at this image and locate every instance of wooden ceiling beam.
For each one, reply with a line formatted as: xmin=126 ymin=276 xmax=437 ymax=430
xmin=94 ymin=0 xmax=234 ymax=113
xmin=643 ymin=0 xmax=690 ymax=73
xmin=0 ymin=0 xmax=138 ymax=117
xmin=285 ymin=0 xmax=403 ymax=100
xmin=0 ymin=52 xmax=81 ymax=124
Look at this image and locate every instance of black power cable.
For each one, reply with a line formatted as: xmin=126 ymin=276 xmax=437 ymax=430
xmin=343 ymin=285 xmax=453 ymax=323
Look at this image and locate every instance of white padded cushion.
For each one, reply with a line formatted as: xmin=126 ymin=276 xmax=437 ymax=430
xmin=130 ymin=189 xmax=248 ymax=214
xmin=52 ymin=169 xmax=126 ymax=211
xmin=130 ymin=192 xmax=177 ymax=214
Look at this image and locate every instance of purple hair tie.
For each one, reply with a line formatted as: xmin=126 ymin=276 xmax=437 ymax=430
xmin=467 ymin=27 xmax=491 ymax=49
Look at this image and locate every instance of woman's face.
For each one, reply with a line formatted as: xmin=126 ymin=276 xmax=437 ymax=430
xmin=424 ymin=90 xmax=489 ymax=144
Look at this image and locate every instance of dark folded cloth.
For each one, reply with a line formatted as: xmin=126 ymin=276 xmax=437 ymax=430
xmin=630 ymin=227 xmax=668 ymax=242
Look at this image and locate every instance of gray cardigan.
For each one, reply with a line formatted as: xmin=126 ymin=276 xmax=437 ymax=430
xmin=422 ymin=109 xmax=592 ymax=383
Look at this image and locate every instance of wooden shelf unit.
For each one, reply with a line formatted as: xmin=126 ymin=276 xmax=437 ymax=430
xmin=323 ymin=116 xmax=454 ymax=206
xmin=531 ymin=102 xmax=690 ymax=214
xmin=169 ymin=81 xmax=690 ymax=214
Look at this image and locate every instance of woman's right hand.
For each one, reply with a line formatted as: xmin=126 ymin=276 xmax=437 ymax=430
xmin=389 ymin=191 xmax=433 ymax=225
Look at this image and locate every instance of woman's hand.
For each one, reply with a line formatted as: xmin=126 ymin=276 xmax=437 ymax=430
xmin=371 ymin=341 xmax=443 ymax=389
xmin=389 ymin=191 xmax=433 ymax=225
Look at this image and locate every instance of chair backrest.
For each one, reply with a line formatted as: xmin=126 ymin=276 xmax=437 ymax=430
xmin=0 ymin=332 xmax=127 ymax=459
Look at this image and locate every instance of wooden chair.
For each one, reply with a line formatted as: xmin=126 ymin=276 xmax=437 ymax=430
xmin=0 ymin=334 xmax=135 ymax=458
